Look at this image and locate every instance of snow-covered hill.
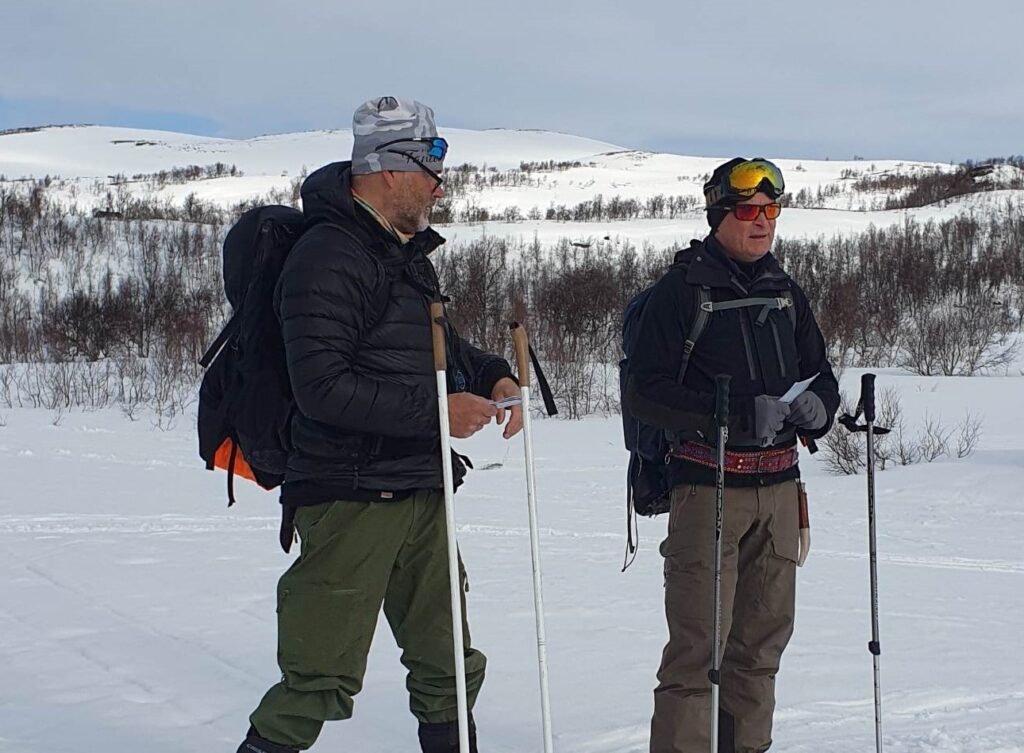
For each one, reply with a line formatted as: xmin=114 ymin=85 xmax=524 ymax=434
xmin=5 ymin=124 xmax=1015 ymax=249
xmin=0 ymin=124 xmax=625 ymax=179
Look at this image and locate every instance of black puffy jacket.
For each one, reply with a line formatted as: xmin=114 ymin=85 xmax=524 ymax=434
xmin=625 ymin=235 xmax=840 ymax=487
xmin=274 ymin=162 xmax=514 ymax=505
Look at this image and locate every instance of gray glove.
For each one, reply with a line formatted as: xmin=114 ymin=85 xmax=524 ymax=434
xmin=788 ymin=391 xmax=827 ymax=431
xmin=754 ymin=395 xmax=791 ymax=446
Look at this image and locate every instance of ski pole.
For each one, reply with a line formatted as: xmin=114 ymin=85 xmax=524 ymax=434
xmin=838 ymin=373 xmax=891 ymax=751
xmin=861 ymin=373 xmax=884 ymax=753
xmin=510 ymin=322 xmax=554 ymax=753
xmin=430 ymin=301 xmax=471 ymax=753
xmin=709 ymin=373 xmax=730 ymax=753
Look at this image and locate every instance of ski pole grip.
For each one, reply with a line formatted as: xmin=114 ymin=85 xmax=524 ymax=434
xmin=510 ymin=321 xmax=531 ymax=388
xmin=861 ymin=373 xmax=876 ymax=422
xmin=714 ymin=374 xmax=731 ymax=428
xmin=430 ymin=302 xmax=446 ymax=372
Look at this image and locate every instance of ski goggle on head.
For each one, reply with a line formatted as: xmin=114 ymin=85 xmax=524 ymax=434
xmin=375 ymin=136 xmax=448 ymax=161
xmin=704 ymin=158 xmax=785 ymax=207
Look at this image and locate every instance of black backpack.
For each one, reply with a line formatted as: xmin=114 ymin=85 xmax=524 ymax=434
xmin=197 ymin=205 xmax=305 ymax=505
xmin=197 ymin=205 xmax=386 ymax=506
xmin=619 ymin=263 xmax=796 ymax=563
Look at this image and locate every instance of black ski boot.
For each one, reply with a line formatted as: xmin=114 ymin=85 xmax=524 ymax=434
xmin=236 ymin=726 xmax=298 ymax=753
xmin=418 ymin=715 xmax=478 ymax=753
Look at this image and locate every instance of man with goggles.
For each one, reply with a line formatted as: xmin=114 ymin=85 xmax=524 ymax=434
xmin=625 ymin=158 xmax=840 ymax=752
xmin=237 ymin=97 xmax=521 ymax=753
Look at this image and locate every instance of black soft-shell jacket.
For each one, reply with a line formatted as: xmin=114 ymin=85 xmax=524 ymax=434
xmin=625 ymin=236 xmax=840 ymax=487
xmin=274 ymin=162 xmax=514 ymax=505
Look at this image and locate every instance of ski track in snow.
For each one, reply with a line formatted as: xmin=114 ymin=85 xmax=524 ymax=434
xmin=5 ymin=517 xmax=1022 ymax=575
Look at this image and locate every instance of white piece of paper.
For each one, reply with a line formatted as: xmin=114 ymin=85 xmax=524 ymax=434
xmin=493 ymin=396 xmax=522 ymax=409
xmin=780 ymin=374 xmax=819 ymax=404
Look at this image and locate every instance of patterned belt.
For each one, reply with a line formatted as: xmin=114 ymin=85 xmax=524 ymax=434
xmin=672 ymin=441 xmax=798 ymax=475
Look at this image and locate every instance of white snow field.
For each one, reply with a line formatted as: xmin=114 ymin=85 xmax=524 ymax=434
xmin=1 ymin=369 xmax=1022 ymax=753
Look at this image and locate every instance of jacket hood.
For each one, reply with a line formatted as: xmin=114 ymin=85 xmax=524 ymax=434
xmin=300 ymin=161 xmax=359 ymax=227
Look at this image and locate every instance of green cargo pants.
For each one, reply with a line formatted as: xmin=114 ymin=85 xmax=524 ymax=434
xmin=249 ymin=490 xmax=486 ymax=750
xmin=650 ymin=480 xmax=799 ymax=753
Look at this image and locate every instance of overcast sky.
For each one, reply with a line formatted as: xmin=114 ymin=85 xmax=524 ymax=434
xmin=1 ymin=0 xmax=1020 ymax=162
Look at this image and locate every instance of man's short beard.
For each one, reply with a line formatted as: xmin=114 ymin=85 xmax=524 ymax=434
xmin=391 ymin=185 xmax=431 ymax=234
xmin=392 ymin=207 xmax=429 ymax=234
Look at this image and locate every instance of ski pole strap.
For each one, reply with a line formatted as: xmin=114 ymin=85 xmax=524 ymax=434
xmin=528 ymin=343 xmax=558 ymax=416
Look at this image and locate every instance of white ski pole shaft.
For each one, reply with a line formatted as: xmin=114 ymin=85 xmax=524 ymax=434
xmin=511 ymin=323 xmax=554 ymax=753
xmin=431 ymin=302 xmax=471 ymax=753
xmin=861 ymin=373 xmax=883 ymax=753
xmin=709 ymin=374 xmax=730 ymax=753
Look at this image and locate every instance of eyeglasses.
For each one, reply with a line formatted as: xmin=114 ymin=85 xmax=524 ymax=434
xmin=384 ymin=149 xmax=444 ymax=189
xmin=705 ymin=158 xmax=785 ymax=206
xmin=731 ymin=202 xmax=782 ymax=221
xmin=375 ymin=136 xmax=448 ymax=160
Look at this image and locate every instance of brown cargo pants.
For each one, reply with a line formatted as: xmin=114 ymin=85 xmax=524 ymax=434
xmin=650 ymin=479 xmax=799 ymax=753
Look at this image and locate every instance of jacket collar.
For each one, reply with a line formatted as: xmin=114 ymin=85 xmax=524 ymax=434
xmin=300 ymin=161 xmax=446 ymax=263
xmin=677 ymin=236 xmax=790 ymax=295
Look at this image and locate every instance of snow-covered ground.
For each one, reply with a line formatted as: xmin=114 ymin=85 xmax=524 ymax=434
xmin=2 ymin=369 xmax=1022 ymax=753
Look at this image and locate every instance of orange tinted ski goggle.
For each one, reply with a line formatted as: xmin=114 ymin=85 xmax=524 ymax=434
xmin=731 ymin=202 xmax=782 ymax=221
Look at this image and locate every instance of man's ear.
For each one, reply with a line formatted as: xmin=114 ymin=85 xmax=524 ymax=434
xmin=380 ymin=170 xmax=398 ymax=189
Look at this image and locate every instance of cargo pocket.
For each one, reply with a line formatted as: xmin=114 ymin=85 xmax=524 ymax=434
xmin=277 ymin=582 xmax=368 ymax=691
xmin=762 ymin=485 xmax=799 ymax=618
xmin=660 ymin=528 xmax=709 ymax=582
xmin=293 ymin=502 xmax=337 ymax=551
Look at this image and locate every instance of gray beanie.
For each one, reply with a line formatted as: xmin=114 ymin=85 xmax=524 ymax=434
xmin=351 ymin=96 xmax=445 ymax=176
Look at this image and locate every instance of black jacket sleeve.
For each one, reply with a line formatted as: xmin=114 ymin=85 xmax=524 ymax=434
xmin=276 ymin=228 xmax=438 ymax=438
xmin=789 ymin=281 xmax=840 ymax=439
xmin=456 ymin=335 xmax=515 ymax=398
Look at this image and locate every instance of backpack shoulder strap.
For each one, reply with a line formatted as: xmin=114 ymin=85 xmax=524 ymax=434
xmin=676 ymin=285 xmax=711 ymax=382
xmin=198 ymin=312 xmax=240 ymax=368
xmin=675 ymin=286 xmax=797 ymax=381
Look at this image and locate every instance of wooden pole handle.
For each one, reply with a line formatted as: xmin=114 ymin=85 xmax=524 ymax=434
xmin=510 ymin=322 xmax=531 ymax=388
xmin=431 ymin=302 xmax=447 ymax=372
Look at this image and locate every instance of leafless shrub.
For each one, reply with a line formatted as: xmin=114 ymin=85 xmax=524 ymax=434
xmin=917 ymin=412 xmax=953 ymax=462
xmin=822 ymin=389 xmax=982 ymax=474
xmin=955 ymin=411 xmax=983 ymax=458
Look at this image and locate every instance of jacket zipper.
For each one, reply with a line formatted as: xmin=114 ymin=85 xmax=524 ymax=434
xmin=738 ymin=313 xmax=758 ymax=381
xmin=770 ymin=318 xmax=787 ymax=378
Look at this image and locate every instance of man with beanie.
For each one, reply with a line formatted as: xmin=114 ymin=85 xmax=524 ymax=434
xmin=236 ymin=97 xmax=522 ymax=753
xmin=625 ymin=158 xmax=840 ymax=753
